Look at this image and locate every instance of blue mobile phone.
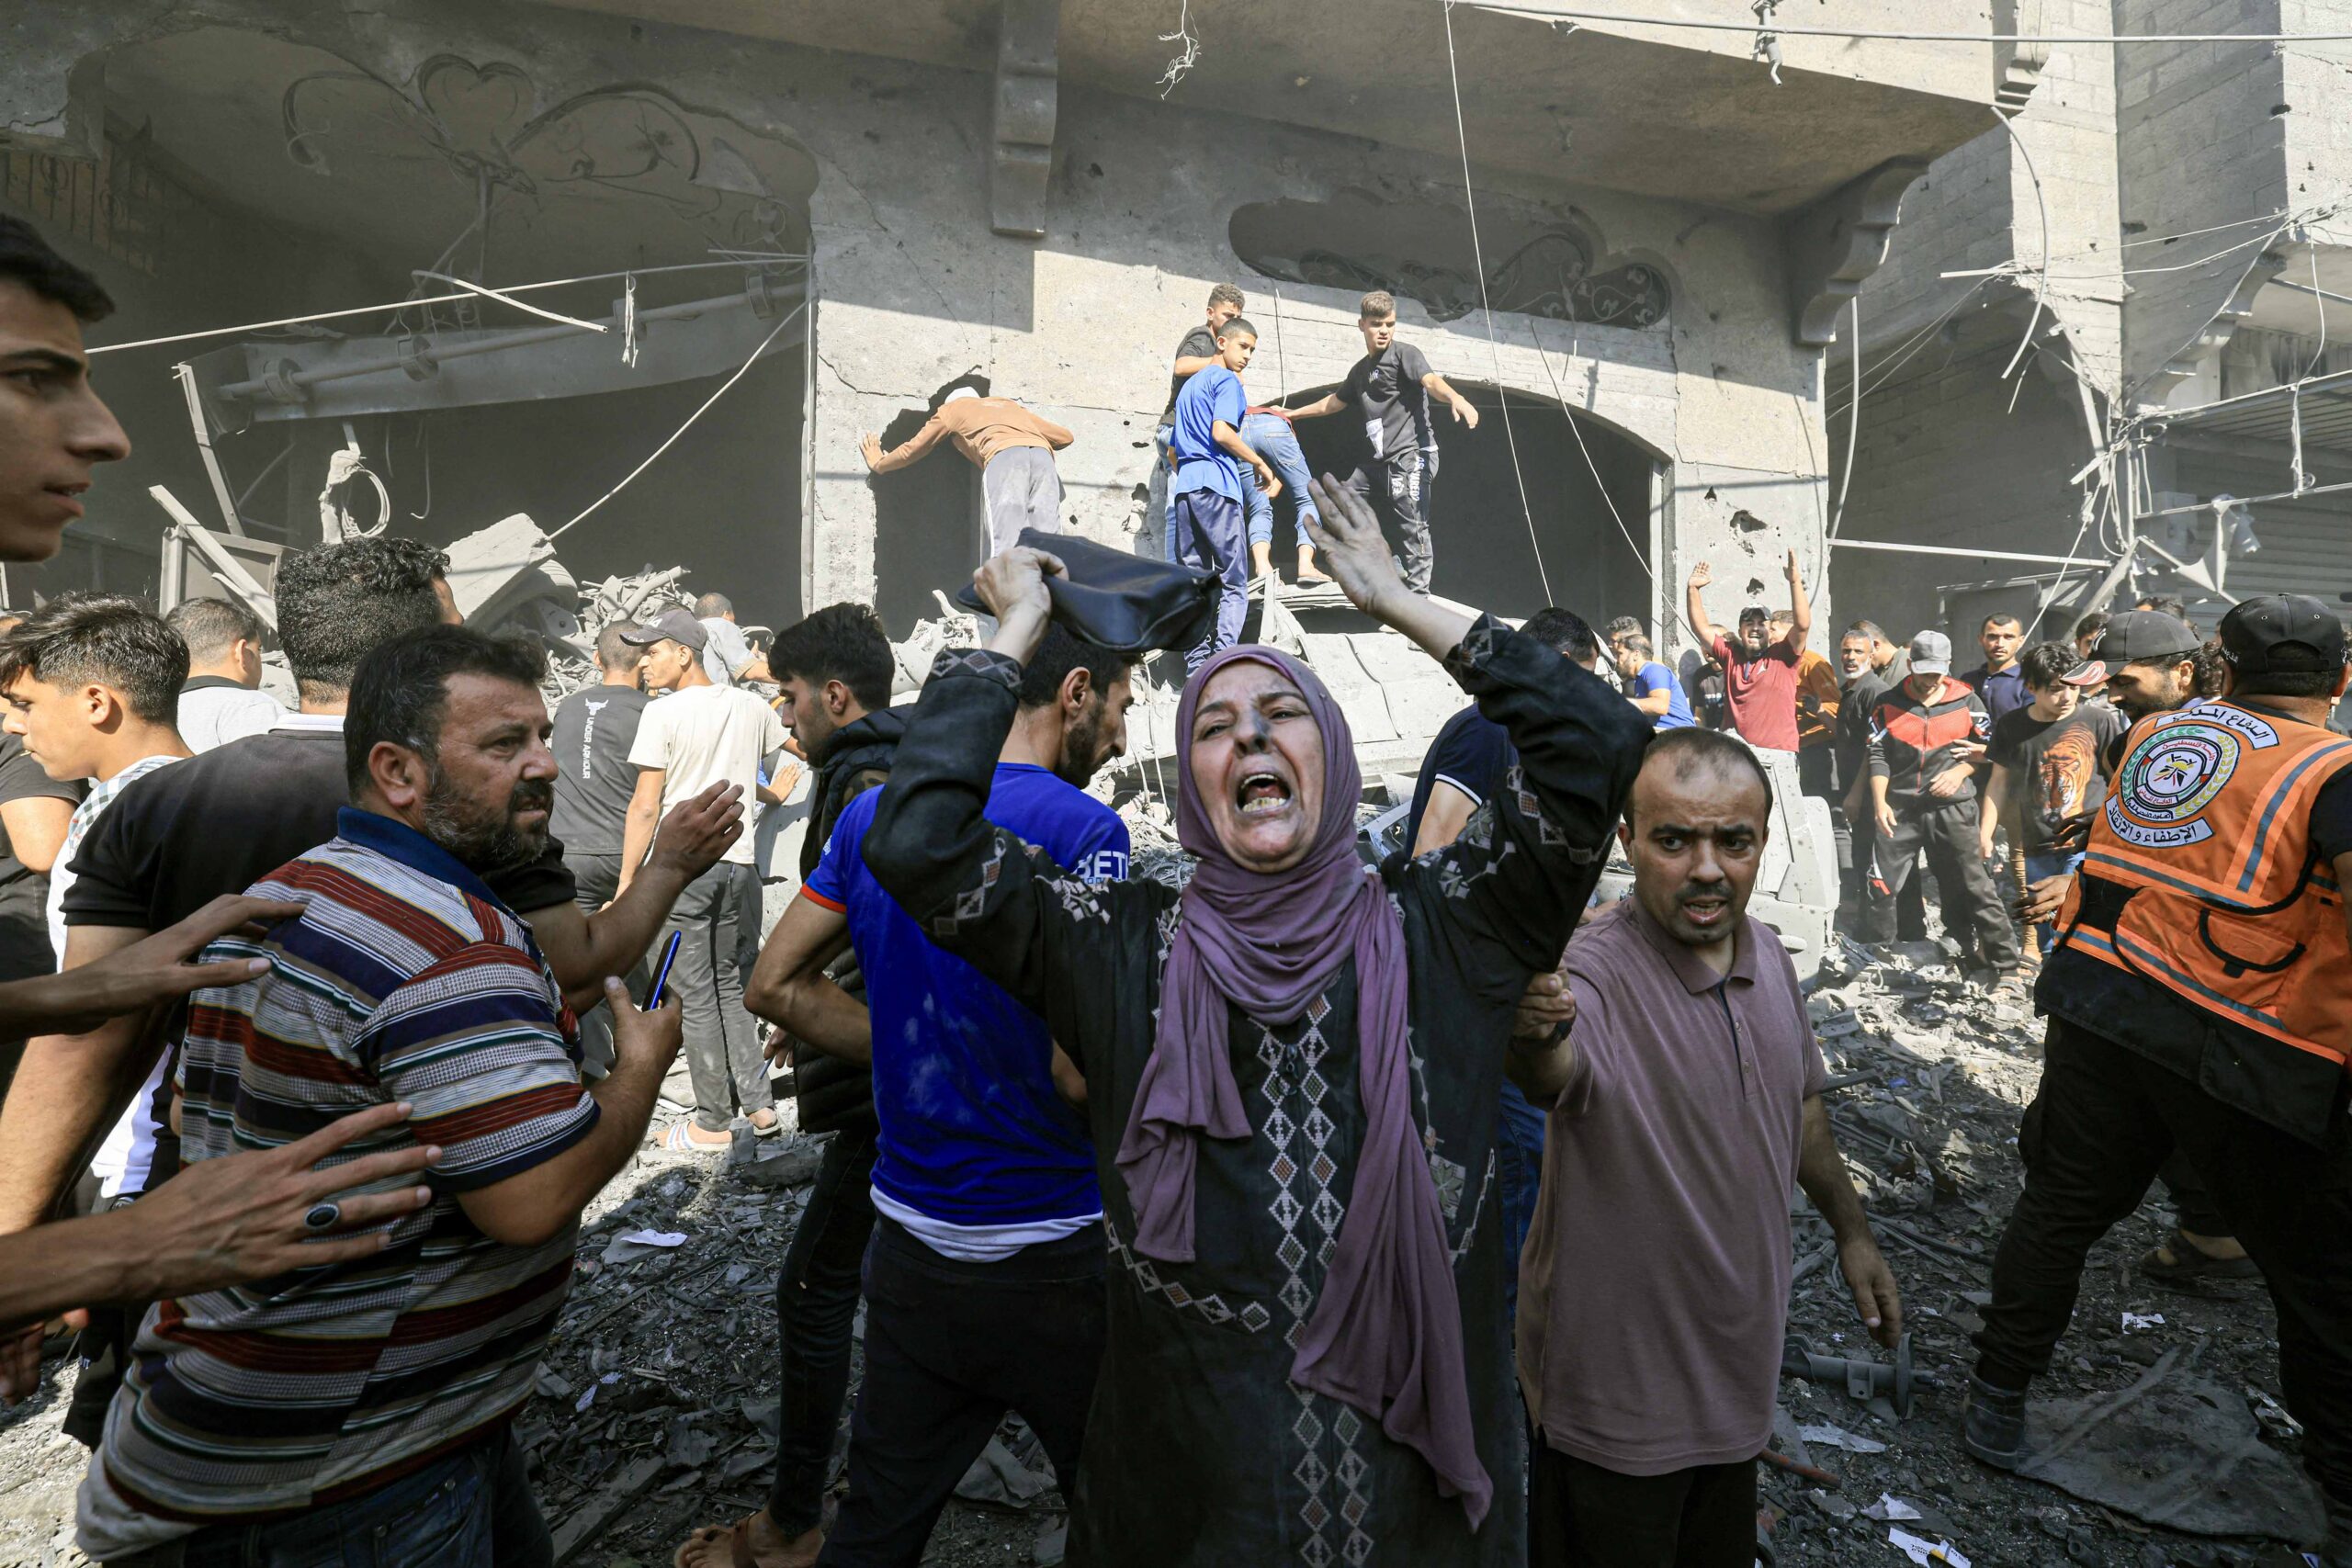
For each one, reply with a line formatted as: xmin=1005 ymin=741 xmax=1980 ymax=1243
xmin=645 ymin=931 xmax=684 ymax=1009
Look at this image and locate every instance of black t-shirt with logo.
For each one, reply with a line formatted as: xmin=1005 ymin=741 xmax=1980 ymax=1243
xmin=551 ymin=685 xmax=647 ymax=856
xmin=1340 ymin=342 xmax=1434 ymax=463
xmin=1988 ymin=700 xmax=2128 ymax=853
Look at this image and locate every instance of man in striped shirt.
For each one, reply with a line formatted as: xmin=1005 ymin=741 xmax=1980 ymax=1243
xmin=76 ymin=626 xmax=688 ymax=1566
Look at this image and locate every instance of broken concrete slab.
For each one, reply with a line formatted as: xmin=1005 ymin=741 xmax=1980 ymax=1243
xmin=2017 ymin=1348 xmax=2325 ymax=1545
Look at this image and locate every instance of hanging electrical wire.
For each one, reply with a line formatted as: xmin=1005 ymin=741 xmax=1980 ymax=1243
xmin=550 ymin=302 xmax=807 ymax=540
xmin=88 ymin=254 xmax=808 ymax=355
xmin=1440 ymin=0 xmax=1555 ymax=604
xmin=1466 ymin=6 xmax=2352 ymax=45
xmin=1828 ymin=296 xmax=1860 ymax=539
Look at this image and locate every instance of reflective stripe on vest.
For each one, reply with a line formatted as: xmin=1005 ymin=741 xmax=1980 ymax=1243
xmin=2056 ymin=700 xmax=2352 ymax=1066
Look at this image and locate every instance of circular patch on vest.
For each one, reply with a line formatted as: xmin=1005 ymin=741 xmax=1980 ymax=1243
xmin=2111 ymin=720 xmax=2239 ymax=844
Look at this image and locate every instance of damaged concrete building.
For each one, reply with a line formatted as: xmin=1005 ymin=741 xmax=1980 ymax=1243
xmin=6 ymin=0 xmax=2034 ymax=640
xmin=1832 ymin=0 xmax=2352 ymax=646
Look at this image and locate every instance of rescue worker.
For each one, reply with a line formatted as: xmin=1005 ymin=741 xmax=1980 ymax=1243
xmin=1962 ymin=595 xmax=2352 ymax=1562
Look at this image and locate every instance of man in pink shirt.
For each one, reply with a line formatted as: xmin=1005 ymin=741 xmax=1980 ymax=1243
xmin=1511 ymin=728 xmax=1900 ymax=1567
xmin=1684 ymin=552 xmax=1811 ymax=751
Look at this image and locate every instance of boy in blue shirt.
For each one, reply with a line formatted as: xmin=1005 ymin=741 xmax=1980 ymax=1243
xmin=726 ymin=626 xmax=1133 ymax=1568
xmin=1605 ymin=621 xmax=1695 ymax=730
xmin=1167 ymin=316 xmax=1279 ymax=671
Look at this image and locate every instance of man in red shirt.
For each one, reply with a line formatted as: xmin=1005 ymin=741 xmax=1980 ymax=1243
xmin=1685 ymin=551 xmax=1810 ymax=751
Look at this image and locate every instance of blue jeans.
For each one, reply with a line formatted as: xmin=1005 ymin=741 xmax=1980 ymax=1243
xmin=1171 ymin=488 xmax=1248 ymax=672
xmin=2023 ymin=848 xmax=2085 ymax=954
xmin=1148 ymin=423 xmax=1176 ymax=562
xmin=1496 ymin=1077 xmax=1547 ymax=1325
xmin=1238 ymin=413 xmax=1320 ymax=554
xmin=166 ymin=1427 xmax=548 ymax=1568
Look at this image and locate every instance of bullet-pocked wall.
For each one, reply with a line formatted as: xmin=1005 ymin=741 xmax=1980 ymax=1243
xmin=6 ymin=0 xmax=1838 ymax=654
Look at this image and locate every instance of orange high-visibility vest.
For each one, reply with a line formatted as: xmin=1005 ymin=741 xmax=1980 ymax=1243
xmin=2055 ymin=700 xmax=2352 ymax=1074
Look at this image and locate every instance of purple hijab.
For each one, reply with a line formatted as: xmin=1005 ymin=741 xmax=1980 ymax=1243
xmin=1113 ymin=645 xmax=1491 ymax=1529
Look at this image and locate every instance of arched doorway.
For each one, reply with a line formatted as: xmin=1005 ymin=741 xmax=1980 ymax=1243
xmin=1281 ymin=382 xmax=1660 ymax=628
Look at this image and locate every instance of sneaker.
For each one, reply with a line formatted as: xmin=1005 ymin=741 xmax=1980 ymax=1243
xmin=1961 ymin=1373 xmax=2028 ymax=1470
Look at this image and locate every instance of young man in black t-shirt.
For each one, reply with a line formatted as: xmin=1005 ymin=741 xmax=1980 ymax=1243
xmin=1274 ymin=289 xmax=1479 ymax=592
xmin=1980 ymin=642 xmax=2126 ymax=954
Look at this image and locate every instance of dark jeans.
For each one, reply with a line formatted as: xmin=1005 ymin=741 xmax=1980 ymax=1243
xmin=664 ymin=862 xmax=772 ymax=1132
xmin=110 ymin=1427 xmax=548 ymax=1567
xmin=1863 ymin=799 xmax=2018 ymax=969
xmin=564 ymin=851 xmax=646 ymax=1079
xmin=1342 ymin=449 xmax=1432 ymax=592
xmin=1498 ymin=1076 xmax=1548 ymax=1323
xmin=1171 ymin=488 xmax=1248 ymax=674
xmin=819 ymin=1217 xmax=1107 ymax=1567
xmin=768 ymin=1130 xmax=880 ymax=1535
xmin=1529 ymin=1444 xmax=1756 ymax=1568
xmin=1973 ymin=1019 xmax=2352 ymax=1506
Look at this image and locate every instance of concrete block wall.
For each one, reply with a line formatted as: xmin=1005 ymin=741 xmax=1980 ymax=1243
xmin=1826 ymin=337 xmax=2099 ymax=649
xmin=1853 ymin=0 xmax=2121 ymax=396
xmin=2115 ymin=0 xmax=2293 ymax=397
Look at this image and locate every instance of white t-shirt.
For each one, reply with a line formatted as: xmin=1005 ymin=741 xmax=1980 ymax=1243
xmin=627 ymin=683 xmax=786 ymax=865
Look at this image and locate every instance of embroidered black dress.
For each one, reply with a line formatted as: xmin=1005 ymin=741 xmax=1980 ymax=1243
xmin=861 ymin=617 xmax=1649 ymax=1568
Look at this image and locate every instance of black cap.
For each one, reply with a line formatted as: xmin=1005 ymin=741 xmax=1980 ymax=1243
xmin=618 ymin=607 xmax=709 ymax=653
xmin=2091 ymin=609 xmax=2201 ymax=667
xmin=2218 ymin=594 xmax=2347 ymax=676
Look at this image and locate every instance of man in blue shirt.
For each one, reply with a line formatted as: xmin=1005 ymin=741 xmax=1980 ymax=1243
xmin=722 ymin=626 xmax=1132 ymax=1568
xmin=1961 ymin=612 xmax=2030 ymax=727
xmin=1167 ymin=317 xmax=1279 ymax=671
xmin=1603 ymin=620 xmax=1695 ymax=730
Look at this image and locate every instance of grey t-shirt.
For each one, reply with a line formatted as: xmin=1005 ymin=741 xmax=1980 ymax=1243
xmin=1518 ymin=897 xmax=1826 ymax=1475
xmin=1340 ymin=342 xmax=1434 ymax=462
xmin=1161 ymin=324 xmax=1218 ymax=423
xmin=550 ymin=685 xmax=648 ymax=855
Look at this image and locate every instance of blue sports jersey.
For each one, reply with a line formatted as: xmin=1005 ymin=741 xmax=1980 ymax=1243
xmin=805 ymin=764 xmax=1128 ymax=1229
xmin=1634 ymin=660 xmax=1695 ymax=729
xmin=1171 ymin=363 xmax=1246 ymax=502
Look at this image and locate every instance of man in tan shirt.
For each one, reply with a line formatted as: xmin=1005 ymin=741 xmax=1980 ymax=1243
xmin=861 ymin=387 xmax=1074 ymax=555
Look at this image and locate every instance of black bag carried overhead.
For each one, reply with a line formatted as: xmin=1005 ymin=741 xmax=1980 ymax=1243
xmin=954 ymin=527 xmax=1217 ymax=655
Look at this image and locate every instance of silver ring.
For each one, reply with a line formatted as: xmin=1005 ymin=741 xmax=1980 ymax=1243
xmin=302 ymin=1202 xmax=341 ymax=1232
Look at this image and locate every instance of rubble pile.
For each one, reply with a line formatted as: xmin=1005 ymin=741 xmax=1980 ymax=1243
xmin=0 ymin=933 xmax=2319 ymax=1566
xmin=1763 ymin=939 xmax=2314 ymax=1568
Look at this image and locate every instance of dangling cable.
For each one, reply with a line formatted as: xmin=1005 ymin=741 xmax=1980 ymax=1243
xmin=1441 ymin=0 xmax=1553 ymax=604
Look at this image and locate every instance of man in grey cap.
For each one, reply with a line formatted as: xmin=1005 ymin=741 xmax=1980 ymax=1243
xmin=1860 ymin=630 xmax=2019 ymax=987
xmin=1965 ymin=595 xmax=2352 ymax=1562
xmin=620 ymin=608 xmax=794 ymax=1150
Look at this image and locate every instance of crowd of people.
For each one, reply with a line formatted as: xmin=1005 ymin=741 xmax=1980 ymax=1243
xmin=6 ymin=218 xmax=2352 ymax=1568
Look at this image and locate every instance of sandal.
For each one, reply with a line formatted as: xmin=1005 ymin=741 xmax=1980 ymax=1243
xmin=2139 ymin=1227 xmax=2260 ymax=1282
xmin=650 ymin=1120 xmax=729 ymax=1158
xmin=749 ymin=1111 xmax=784 ymax=1139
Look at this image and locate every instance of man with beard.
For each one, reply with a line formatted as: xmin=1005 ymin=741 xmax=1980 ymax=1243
xmin=676 ymin=626 xmax=1131 ymax=1568
xmin=74 ymin=626 xmax=686 ymax=1564
xmin=1519 ymin=729 xmax=1899 ymax=1565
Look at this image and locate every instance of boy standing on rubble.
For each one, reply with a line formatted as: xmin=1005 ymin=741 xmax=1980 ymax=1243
xmin=1275 ymin=289 xmax=1480 ymax=593
xmin=1166 ymin=316 xmax=1279 ymax=671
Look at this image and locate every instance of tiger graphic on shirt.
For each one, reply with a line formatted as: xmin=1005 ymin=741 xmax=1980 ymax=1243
xmin=2036 ymin=720 xmax=2101 ymax=836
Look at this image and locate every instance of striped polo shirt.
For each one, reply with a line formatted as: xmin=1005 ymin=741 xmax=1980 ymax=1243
xmin=77 ymin=807 xmax=598 ymax=1557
